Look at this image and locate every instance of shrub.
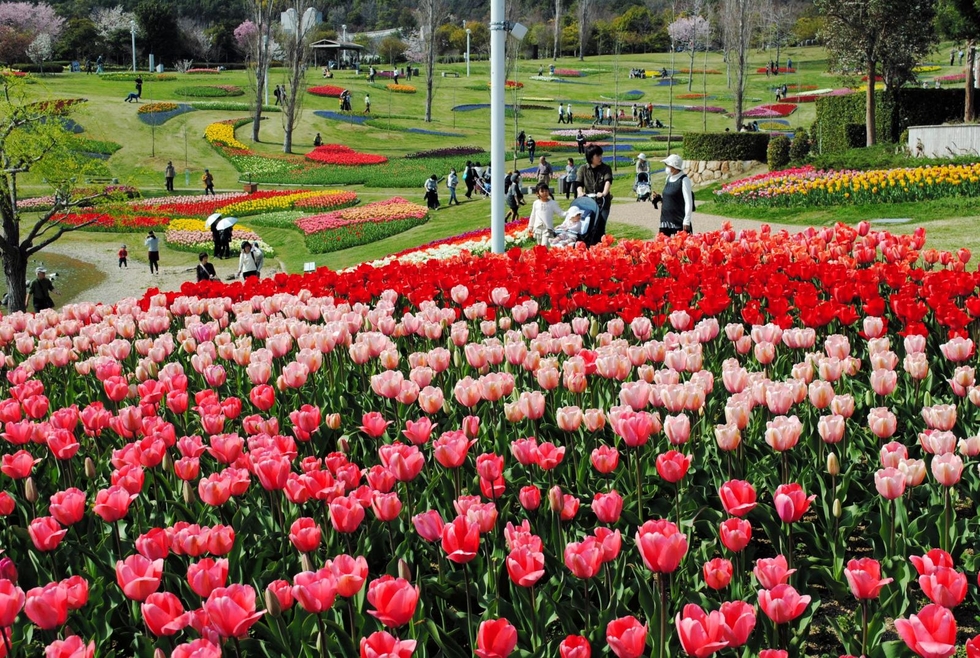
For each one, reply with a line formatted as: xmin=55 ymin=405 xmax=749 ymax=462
xmin=789 ymin=127 xmax=810 ymax=164
xmin=844 ymin=124 xmax=867 ymax=148
xmin=683 ymin=133 xmax=770 ymax=161
xmin=98 ymin=72 xmax=177 ymax=81
xmin=190 ymin=101 xmax=279 ymax=112
xmin=174 ymin=85 xmax=244 ymax=97
xmin=767 ymin=135 xmax=791 ymax=170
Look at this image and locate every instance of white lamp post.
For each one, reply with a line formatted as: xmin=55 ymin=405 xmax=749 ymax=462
xmin=130 ymin=20 xmax=137 ymax=72
xmin=466 ymin=29 xmax=471 ymax=77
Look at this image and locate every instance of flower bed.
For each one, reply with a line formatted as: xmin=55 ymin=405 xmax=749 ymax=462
xmin=780 ymin=95 xmax=818 ymax=103
xmin=186 ymin=68 xmax=221 ymax=74
xmin=174 ymin=85 xmax=244 ymax=98
xmin=164 ymin=218 xmax=274 ymax=255
xmin=717 ymin=162 xmax=980 ymax=206
xmin=553 ymin=68 xmax=585 ymax=77
xmin=306 ymin=85 xmax=346 ymax=97
xmin=137 ymin=102 xmax=179 ymax=115
xmin=131 ymin=193 xmax=256 ymax=216
xmin=551 ymin=129 xmax=610 ymax=139
xmin=755 ymin=67 xmax=796 ymax=74
xmin=51 ymin=211 xmax=169 ymax=231
xmin=913 ymin=65 xmax=941 ymax=73
xmin=487 ymin=80 xmax=524 ymax=89
xmin=190 ymin=101 xmax=279 ymax=112
xmin=935 ymin=73 xmax=967 ymax=83
xmin=676 ymin=93 xmax=708 ymax=99
xmin=98 ymin=72 xmax=176 ymax=81
xmin=679 ymin=68 xmax=722 ymax=74
xmin=405 ymin=146 xmax=485 ymax=160
xmin=386 ymin=84 xmax=417 ymax=93
xmin=687 ymin=105 xmax=728 ymax=113
xmin=296 ymin=197 xmax=429 ymax=252
xmin=305 ymin=145 xmax=388 ymax=166
xmin=219 ymin=190 xmax=358 ymax=217
xmin=204 ymin=119 xmax=251 ymax=152
xmin=366 ymin=218 xmax=530 ymax=267
xmin=743 ymin=103 xmax=797 ymax=118
xmin=292 ymin=191 xmax=359 ymax=212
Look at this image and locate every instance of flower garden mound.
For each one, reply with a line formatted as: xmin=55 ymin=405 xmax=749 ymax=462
xmin=305 ymin=145 xmax=388 ymax=166
xmin=296 ymin=197 xmax=429 ymax=253
xmin=743 ymin=103 xmax=797 ymax=118
xmin=717 ymin=163 xmax=980 ymax=207
xmin=174 ymin=85 xmax=244 ymax=98
xmin=307 ymin=85 xmax=346 ymax=97
xmin=165 ymin=219 xmax=274 ymax=256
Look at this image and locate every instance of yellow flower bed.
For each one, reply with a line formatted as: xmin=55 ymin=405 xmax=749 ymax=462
xmin=913 ymin=65 xmax=941 ymax=73
xmin=218 ymin=190 xmax=341 ymax=216
xmin=386 ymin=84 xmax=417 ymax=93
xmin=204 ymin=121 xmax=250 ymax=151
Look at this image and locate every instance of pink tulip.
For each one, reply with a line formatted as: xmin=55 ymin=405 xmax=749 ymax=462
xmin=895 ymin=604 xmax=957 ymax=658
xmin=758 ymin=584 xmax=810 ymax=624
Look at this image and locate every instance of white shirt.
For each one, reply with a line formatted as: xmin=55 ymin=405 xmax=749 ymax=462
xmin=667 ymin=172 xmax=694 ymax=226
xmin=238 ymin=249 xmax=259 ymax=274
xmin=528 ymin=199 xmax=565 ymax=234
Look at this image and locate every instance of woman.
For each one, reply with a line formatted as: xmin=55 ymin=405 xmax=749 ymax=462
xmin=144 ymin=231 xmax=160 ymax=274
xmin=635 ymin=153 xmax=649 ymax=175
xmin=527 ymin=183 xmax=566 ymax=246
xmin=424 ymin=175 xmax=440 ymax=210
xmin=650 ymin=154 xmax=694 ymax=236
xmin=563 ymin=158 xmax=577 ymax=200
xmin=196 ymin=252 xmax=217 ymax=282
xmin=446 ymin=169 xmax=459 ymax=206
xmin=235 ymin=241 xmax=263 ymax=280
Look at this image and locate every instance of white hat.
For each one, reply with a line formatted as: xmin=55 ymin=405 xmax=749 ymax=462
xmin=637 ymin=153 xmax=647 ymax=160
xmin=662 ymin=154 xmax=684 ymax=170
xmin=35 ymin=266 xmax=46 ymax=274
xmin=566 ymin=206 xmax=584 ymax=218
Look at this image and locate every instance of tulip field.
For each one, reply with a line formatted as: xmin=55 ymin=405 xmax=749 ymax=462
xmin=2 ymin=222 xmax=980 ymax=658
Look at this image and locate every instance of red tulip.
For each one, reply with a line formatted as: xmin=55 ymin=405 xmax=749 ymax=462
xmin=0 ymin=578 xmax=24 ymax=626
xmin=292 ymin=567 xmax=338 ymax=613
xmin=411 ymin=510 xmax=444 ymax=542
xmin=895 ymin=604 xmax=957 ymax=658
xmin=441 ymin=516 xmax=480 ymax=563
xmin=772 ymin=483 xmax=815 ymax=523
xmin=330 ymin=495 xmax=366 ymax=533
xmin=402 ymin=417 xmax=436 ymax=445
xmin=171 ymin=639 xmax=222 ymax=658
xmin=519 ymin=485 xmax=541 ymax=510
xmin=48 ymin=488 xmax=86 ymax=526
xmin=718 ymin=480 xmax=756 ymax=517
xmin=656 ymin=450 xmax=691 ymax=483
xmin=606 ymin=615 xmax=648 ymax=658
xmin=910 ymin=549 xmax=954 ymax=576
xmin=719 ymin=518 xmax=751 ymax=553
xmin=367 ymin=575 xmax=419 ymax=628
xmin=433 ymin=430 xmax=474 ymax=469
xmin=844 ymin=558 xmax=892 ymax=600
xmin=1 ymin=449 xmax=38 ymax=479
xmin=758 ymin=651 xmax=788 ymax=658
xmin=702 ymin=558 xmax=733 ymax=590
xmin=753 ymin=555 xmax=795 ymax=589
xmin=25 ymin=582 xmax=69 ymax=629
xmin=0 ymin=492 xmax=14 ymax=516
xmin=966 ymin=634 xmax=980 ymax=658
xmin=919 ymin=566 xmax=968 ymax=608
xmin=758 ymin=584 xmax=811 ymax=624
xmin=93 ymin=485 xmax=137 ymax=522
xmin=136 ymin=528 xmax=171 ymax=560
xmin=635 ymin=518 xmax=688 ymax=573
xmin=564 ymin=536 xmax=603 ymax=579
xmin=330 ymin=554 xmax=368 ymax=598
xmin=28 ymin=516 xmax=67 ymax=552
xmin=675 ymin=603 xmax=731 ymax=657
xmin=360 ymin=411 xmax=392 ymax=438
xmin=289 ymin=517 xmax=322 ymax=553
xmin=372 ymin=491 xmax=403 ymax=522
xmin=266 ymin=579 xmax=294 ymax=612
xmin=476 ymin=453 xmax=504 ymax=481
xmin=141 ymin=591 xmax=185 ymax=636
xmin=594 ymin=527 xmax=622 ymax=563
xmin=506 ymin=546 xmax=545 ymax=587
xmin=249 ymin=384 xmax=275 ymax=411
xmin=204 ymin=584 xmax=265 ymax=638
xmin=43 ymin=634 xmax=95 ymax=658
xmin=62 ymin=575 xmax=88 ymax=610
xmin=359 ymin=630 xmax=417 ymax=658
xmin=115 ymin=555 xmax=164 ymax=601
xmin=187 ymin=558 xmax=229 ymax=598
xmin=591 ymin=445 xmax=619 ymax=473
xmin=720 ymin=600 xmax=756 ymax=648
xmin=559 ymin=635 xmax=591 ymax=658
xmin=476 ymin=618 xmax=518 ymax=658
xmin=208 ymin=524 xmax=235 ymax=555
xmin=592 ymin=490 xmax=623 ymax=524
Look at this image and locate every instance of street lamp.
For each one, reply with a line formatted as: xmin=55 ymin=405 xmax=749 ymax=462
xmin=130 ymin=20 xmax=136 ymax=72
xmin=342 ymin=24 xmax=347 ymax=68
xmin=466 ymin=29 xmax=471 ymax=77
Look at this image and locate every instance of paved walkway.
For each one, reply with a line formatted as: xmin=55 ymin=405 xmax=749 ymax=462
xmin=609 ymin=198 xmax=805 ymax=235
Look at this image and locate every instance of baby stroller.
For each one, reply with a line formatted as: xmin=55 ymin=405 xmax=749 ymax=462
xmin=572 ymin=197 xmax=604 ymax=246
xmin=634 ymin=172 xmax=652 ymax=202
xmin=474 ymin=172 xmax=491 ymax=198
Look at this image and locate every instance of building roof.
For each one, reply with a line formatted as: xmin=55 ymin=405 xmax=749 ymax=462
xmin=310 ymin=39 xmax=365 ymax=51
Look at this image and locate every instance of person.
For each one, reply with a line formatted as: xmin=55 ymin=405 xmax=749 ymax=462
xmin=593 ymin=104 xmax=601 ymax=125
xmin=407 ymin=65 xmax=412 ymax=80
xmin=604 ymin=105 xmax=612 ymax=125
xmin=771 ymin=60 xmax=778 ymax=76
xmin=211 ymin=223 xmax=222 ymax=258
xmin=393 ymin=69 xmax=399 ymax=84
xmin=765 ymin=62 xmax=771 ymax=77
xmin=165 ymin=161 xmax=175 ymax=192
xmin=135 ymin=76 xmax=143 ymax=98
xmin=196 ymin=252 xmax=217 ymax=282
xmin=551 ymin=205 xmax=585 ymax=246
xmin=567 ymin=103 xmax=573 ymax=123
xmin=25 ymin=266 xmax=55 ymax=313
xmin=118 ymin=244 xmax=128 ymax=268
xmin=274 ymin=85 xmax=282 ymax=105
xmin=424 ymin=174 xmax=440 ymax=210
xmin=236 ymin=241 xmax=263 ymax=280
xmin=563 ymin=158 xmax=577 ymax=200
xmin=786 ymin=57 xmax=792 ymax=70
xmin=960 ymin=49 xmax=965 ymax=65
xmin=124 ymin=90 xmax=140 ymax=103
xmin=95 ymin=55 xmax=103 ymax=74
xmin=145 ymin=231 xmax=160 ymax=274
xmin=536 ymin=156 xmax=553 ymax=188
xmin=517 ymin=130 xmax=526 ymax=153
xmin=632 ymin=103 xmax=638 ymax=120
xmin=463 ymin=160 xmax=475 ymax=198
xmin=635 ymin=153 xmax=649 ymax=175
xmin=446 ymin=168 xmax=460 ymax=206
xmin=528 ymin=183 xmax=565 ymax=246
xmin=85 ymin=58 xmax=92 ymax=74
xmin=538 ymin=65 xmax=544 ymax=76
xmin=660 ymin=66 xmax=668 ymax=78
xmin=314 ymin=133 xmax=322 ymax=147
xmin=369 ymin=66 xmax=375 ymax=82
xmin=365 ymin=93 xmax=371 ymax=113
xmin=575 ymin=144 xmax=613 ymax=244
xmin=526 ymin=136 xmax=536 ymax=163
xmin=549 ymin=63 xmax=556 ymax=76
xmin=219 ymin=226 xmax=233 ymax=259
xmin=473 ymin=161 xmax=485 ymax=181
xmin=505 ymin=172 xmax=525 ymax=222
xmin=558 ymin=103 xmax=566 ymax=124
xmin=650 ymin=153 xmax=694 ymax=236
xmin=202 ymin=169 xmax=215 ymax=196
xmin=951 ymin=50 xmax=956 ymax=66
xmin=576 ymin=129 xmax=586 ymax=155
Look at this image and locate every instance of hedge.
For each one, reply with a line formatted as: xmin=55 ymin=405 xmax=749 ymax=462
xmin=682 ymin=132 xmax=770 ymax=161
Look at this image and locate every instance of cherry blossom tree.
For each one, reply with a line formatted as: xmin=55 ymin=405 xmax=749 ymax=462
xmin=0 ymin=2 xmax=64 ymax=63
xmin=668 ymin=13 xmax=711 ymax=90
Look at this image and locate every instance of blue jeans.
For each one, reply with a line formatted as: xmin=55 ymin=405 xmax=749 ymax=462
xmin=449 ymin=187 xmax=458 ymax=204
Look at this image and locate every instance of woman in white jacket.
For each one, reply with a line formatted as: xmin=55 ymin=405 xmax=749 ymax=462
xmin=527 ymin=183 xmax=566 ymax=246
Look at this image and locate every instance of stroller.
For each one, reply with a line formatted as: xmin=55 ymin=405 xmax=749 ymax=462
xmin=473 ymin=171 xmax=491 ymax=198
xmin=571 ymin=197 xmax=605 ymax=246
xmin=634 ymin=172 xmax=652 ymax=202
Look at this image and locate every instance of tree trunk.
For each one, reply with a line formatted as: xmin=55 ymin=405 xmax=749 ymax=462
xmin=688 ymin=48 xmax=696 ymax=90
xmin=3 ymin=246 xmax=26 ymax=314
xmin=966 ymin=41 xmax=976 ymax=122
xmin=866 ymin=56 xmax=877 ymax=146
xmin=554 ymin=0 xmax=562 ymax=61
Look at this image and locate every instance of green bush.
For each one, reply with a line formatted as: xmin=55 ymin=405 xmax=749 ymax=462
xmin=98 ymin=72 xmax=177 ymax=81
xmin=68 ymin=137 xmax=122 ymax=156
xmin=9 ymin=61 xmax=70 ymax=73
xmin=767 ymin=135 xmax=791 ymax=170
xmin=683 ymin=132 xmax=769 ymax=161
xmin=789 ymin=127 xmax=810 ymax=164
xmin=174 ymin=85 xmax=244 ymax=98
xmin=305 ymin=216 xmax=429 ymax=253
xmin=811 ymin=144 xmax=980 ymax=171
xmin=844 ymin=124 xmax=867 ymax=148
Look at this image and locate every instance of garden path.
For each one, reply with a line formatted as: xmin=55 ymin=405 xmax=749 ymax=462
xmin=608 ymin=200 xmax=805 ymax=236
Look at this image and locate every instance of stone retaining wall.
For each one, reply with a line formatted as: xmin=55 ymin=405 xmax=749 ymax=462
xmin=684 ymin=159 xmax=763 ymax=184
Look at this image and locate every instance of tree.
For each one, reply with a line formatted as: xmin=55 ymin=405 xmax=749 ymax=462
xmin=54 ymin=17 xmax=99 ymax=61
xmin=668 ymin=11 xmax=710 ymax=90
xmin=379 ymin=35 xmax=406 ymax=64
xmin=722 ymin=0 xmax=756 ymax=130
xmin=135 ymin=0 xmax=183 ymax=64
xmin=178 ymin=18 xmax=214 ymax=63
xmin=26 ymin=33 xmax=51 ymax=73
xmin=553 ymin=0 xmax=563 ymax=60
xmin=0 ymin=83 xmax=106 ymax=313
xmin=278 ymin=3 xmax=318 ymax=153
xmin=414 ymin=0 xmax=446 ymax=123
xmin=0 ymin=2 xmax=65 ymax=63
xmin=577 ymin=0 xmax=597 ymax=60
xmin=942 ymin=0 xmax=980 ymax=120
xmin=241 ymin=0 xmax=280 ymax=143
xmin=816 ymin=0 xmax=936 ymax=146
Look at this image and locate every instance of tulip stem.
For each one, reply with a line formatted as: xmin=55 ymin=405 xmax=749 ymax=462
xmin=943 ymin=486 xmax=951 ymax=554
xmin=860 ymin=599 xmax=868 ymax=658
xmin=2 ymin=626 xmax=13 ymax=658
xmin=657 ymin=573 xmax=667 ymax=658
xmin=315 ymin=612 xmax=328 ymax=658
xmin=111 ymin=522 xmax=123 ymax=560
xmin=889 ymin=497 xmax=896 ymax=557
xmin=529 ymin=584 xmax=538 ymax=651
xmin=347 ymin=598 xmax=357 ymax=641
xmin=635 ymin=449 xmax=643 ymax=518
xmin=674 ymin=483 xmax=681 ymax=528
xmin=463 ymin=564 xmax=475 ymax=654
xmin=233 ymin=637 xmax=243 ymax=658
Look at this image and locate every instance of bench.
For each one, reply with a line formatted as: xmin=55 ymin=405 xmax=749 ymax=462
xmin=442 ymin=71 xmax=460 ymax=78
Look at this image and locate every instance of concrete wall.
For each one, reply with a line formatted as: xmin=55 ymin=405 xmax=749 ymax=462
xmin=684 ymin=160 xmax=763 ymax=184
xmin=908 ymin=124 xmax=980 ymax=158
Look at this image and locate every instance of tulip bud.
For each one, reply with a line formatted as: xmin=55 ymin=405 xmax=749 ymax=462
xmin=84 ymin=457 xmax=96 ymax=479
xmin=453 ymin=349 xmax=461 ymax=368
xmin=398 ymin=558 xmax=412 ymax=582
xmin=182 ymin=480 xmax=195 ymax=505
xmin=827 ymin=452 xmax=840 ymax=477
xmin=325 ymin=413 xmax=341 ymax=430
xmin=155 ymin=649 xmax=167 ymax=658
xmin=833 ymin=499 xmax=842 ymax=518
xmin=548 ymin=485 xmax=563 ymax=512
xmin=162 ymin=451 xmax=173 ymax=473
xmin=337 ymin=436 xmax=350 ymax=454
xmin=590 ymin=318 xmax=599 ymax=338
xmin=24 ymin=477 xmax=37 ymax=503
xmin=264 ymin=587 xmax=282 ymax=617
xmin=301 ymin=553 xmax=314 ymax=572
xmin=443 ymin=399 xmax=451 ymax=415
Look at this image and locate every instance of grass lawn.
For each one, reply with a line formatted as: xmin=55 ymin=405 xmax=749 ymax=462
xmin=6 ymin=43 xmax=980 ymax=301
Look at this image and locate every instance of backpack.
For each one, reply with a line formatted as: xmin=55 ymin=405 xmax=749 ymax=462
xmin=252 ymin=248 xmax=264 ymax=272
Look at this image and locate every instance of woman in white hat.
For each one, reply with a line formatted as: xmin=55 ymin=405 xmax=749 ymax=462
xmin=635 ymin=153 xmax=649 ymax=175
xmin=651 ymin=154 xmax=693 ymax=236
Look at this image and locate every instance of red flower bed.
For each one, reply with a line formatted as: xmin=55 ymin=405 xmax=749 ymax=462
xmin=305 ymin=144 xmax=388 ymax=166
xmin=53 ymin=212 xmax=169 ymax=231
xmin=132 ymin=191 xmax=300 ymax=217
xmin=306 ymin=85 xmax=347 ymax=97
xmin=755 ymin=67 xmax=796 ymax=74
xmin=861 ymin=75 xmax=885 ymax=82
xmin=781 ymin=95 xmax=818 ymax=103
xmin=744 ymin=103 xmax=798 ymax=118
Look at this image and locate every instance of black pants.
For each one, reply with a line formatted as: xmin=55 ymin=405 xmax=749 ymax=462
xmin=465 ymin=179 xmax=475 ymax=198
xmin=166 ymin=177 xmax=174 ymax=192
xmin=243 ymin=271 xmax=259 ymax=280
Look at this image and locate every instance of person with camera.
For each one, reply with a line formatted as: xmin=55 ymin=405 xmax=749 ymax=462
xmin=196 ymin=253 xmax=217 ymax=282
xmin=574 ymin=144 xmax=613 ymax=244
xmin=25 ymin=266 xmax=55 ymax=313
xmin=650 ymin=154 xmax=694 ymax=236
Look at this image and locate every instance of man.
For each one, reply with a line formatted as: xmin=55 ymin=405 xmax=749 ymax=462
xmin=576 ymin=129 xmax=586 ymax=155
xmin=517 ymin=130 xmax=526 ymax=153
xmin=25 ymin=266 xmax=55 ymax=313
xmin=203 ymin=169 xmax=215 ymax=196
xmin=575 ymin=144 xmax=613 ymax=245
xmin=536 ymin=156 xmax=553 ymax=188
xmin=650 ymin=153 xmax=694 ymax=236
xmin=558 ymin=102 xmax=566 ymax=124
xmin=566 ymin=103 xmax=573 ymax=123
xmin=526 ymin=136 xmax=536 ymax=163
xmin=365 ymin=93 xmax=371 ymax=113
xmin=165 ymin=161 xmax=175 ymax=193
xmin=236 ymin=241 xmax=264 ymax=280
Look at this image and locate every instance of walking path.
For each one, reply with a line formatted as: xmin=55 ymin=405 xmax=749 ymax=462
xmin=608 ymin=198 xmax=804 ymax=235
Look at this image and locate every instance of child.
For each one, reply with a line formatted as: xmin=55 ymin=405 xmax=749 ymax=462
xmin=118 ymin=245 xmax=128 ymax=268
xmin=551 ymin=205 xmax=586 ymax=246
xmin=447 ymin=168 xmax=459 ymax=206
xmin=505 ymin=172 xmax=525 ymax=222
xmin=527 ymin=183 xmax=565 ymax=245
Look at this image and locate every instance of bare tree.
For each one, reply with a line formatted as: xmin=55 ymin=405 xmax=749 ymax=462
xmin=722 ymin=0 xmax=756 ymax=130
xmin=553 ymin=0 xmax=562 ymax=60
xmin=415 ymin=0 xmax=447 ymax=123
xmin=577 ymin=0 xmax=596 ymax=60
xmin=178 ymin=18 xmax=214 ymax=64
xmin=278 ymin=4 xmax=319 ymax=153
xmin=244 ymin=0 xmax=280 ymax=143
